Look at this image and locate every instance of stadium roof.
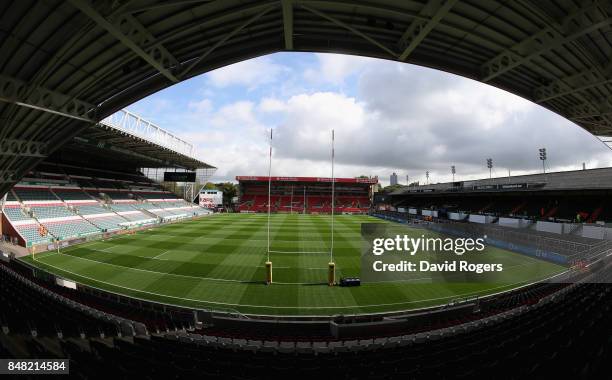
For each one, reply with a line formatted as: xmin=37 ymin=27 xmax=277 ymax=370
xmin=1 ymin=0 xmax=612 ymax=197
xmin=392 ymin=166 xmax=612 ymax=195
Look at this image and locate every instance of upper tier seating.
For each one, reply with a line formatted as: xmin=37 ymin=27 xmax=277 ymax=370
xmin=133 ymin=203 xmax=156 ymax=211
xmin=92 ymin=179 xmax=125 ymax=189
xmin=52 ymin=189 xmax=94 ymax=201
xmin=109 ymin=203 xmax=138 ymax=212
xmin=13 ymin=187 xmax=58 ymax=202
xmin=77 ymin=204 xmax=110 ymax=215
xmin=89 ymin=215 xmax=128 ymax=232
xmin=6 ymin=190 xmax=18 ymax=202
xmin=136 ymin=192 xmax=173 ymax=200
xmin=30 ymin=206 xmax=75 ymax=220
xmin=104 ymin=192 xmax=132 ymax=200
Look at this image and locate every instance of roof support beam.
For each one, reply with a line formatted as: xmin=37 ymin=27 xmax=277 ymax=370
xmin=534 ymin=63 xmax=612 ymax=103
xmin=0 ymin=74 xmax=95 ymax=122
xmin=68 ymin=0 xmax=180 ymax=83
xmin=300 ymin=4 xmax=399 ymax=58
xmin=481 ymin=0 xmax=612 ymax=82
xmin=0 ymin=170 xmax=18 ymax=184
xmin=398 ymin=0 xmax=458 ymax=61
xmin=567 ymin=96 xmax=612 ymax=120
xmin=179 ymin=5 xmax=276 ymax=78
xmin=282 ymin=0 xmax=294 ymax=50
xmin=0 ymin=139 xmax=48 ymax=158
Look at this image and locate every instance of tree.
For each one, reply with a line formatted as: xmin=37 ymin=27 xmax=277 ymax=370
xmin=214 ymin=182 xmax=238 ymax=206
xmin=381 ymin=184 xmax=405 ymax=193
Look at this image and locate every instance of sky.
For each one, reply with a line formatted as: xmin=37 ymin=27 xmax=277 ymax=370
xmin=127 ymin=52 xmax=612 ymax=186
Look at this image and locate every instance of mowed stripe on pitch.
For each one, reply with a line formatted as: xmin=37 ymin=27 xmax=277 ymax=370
xmin=21 ymin=213 xmax=567 ymax=315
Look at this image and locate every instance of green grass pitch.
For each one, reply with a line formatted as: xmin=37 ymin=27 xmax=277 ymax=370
xmin=20 ymin=214 xmax=566 ymax=316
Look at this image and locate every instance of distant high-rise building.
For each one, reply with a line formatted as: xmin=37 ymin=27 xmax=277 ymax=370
xmin=406 ymin=175 xmax=409 ymax=185
xmin=390 ymin=172 xmax=398 ymax=186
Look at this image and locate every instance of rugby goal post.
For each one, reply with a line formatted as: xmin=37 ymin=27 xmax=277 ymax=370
xmin=265 ymin=129 xmax=337 ymax=285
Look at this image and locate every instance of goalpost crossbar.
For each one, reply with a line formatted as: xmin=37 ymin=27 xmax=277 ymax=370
xmin=266 ymin=129 xmax=336 ymax=263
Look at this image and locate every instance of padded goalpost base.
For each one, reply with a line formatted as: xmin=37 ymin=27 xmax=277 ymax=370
xmin=328 ymin=262 xmax=335 ymax=286
xmin=265 ymin=261 xmax=273 ymax=285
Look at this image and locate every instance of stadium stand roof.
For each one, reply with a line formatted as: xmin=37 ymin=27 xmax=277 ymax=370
xmin=1 ymin=1 xmax=612 ymax=196
xmin=393 ymin=166 xmax=612 ymax=195
xmin=65 ymin=109 xmax=215 ymax=171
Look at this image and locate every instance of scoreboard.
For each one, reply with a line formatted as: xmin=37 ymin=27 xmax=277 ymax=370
xmin=199 ymin=189 xmax=223 ymax=208
xmin=163 ymin=171 xmax=196 ymax=182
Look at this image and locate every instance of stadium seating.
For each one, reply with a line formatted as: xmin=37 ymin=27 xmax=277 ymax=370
xmin=92 ymin=179 xmax=125 ymax=189
xmin=77 ymin=204 xmax=110 ymax=215
xmin=3 ymin=168 xmax=209 ymax=248
xmin=52 ymin=188 xmax=95 ymax=201
xmin=119 ymin=212 xmax=157 ymax=223
xmin=42 ymin=220 xmax=101 ymax=239
xmin=89 ymin=215 xmax=128 ymax=232
xmin=103 ymin=191 xmax=133 ymax=200
xmin=30 ymin=206 xmax=75 ymax=220
xmin=395 ymin=194 xmax=612 ymax=223
xmin=133 ymin=203 xmax=156 ymax=211
xmin=0 ymin=255 xmax=610 ymax=379
xmin=6 ymin=190 xmax=18 ymax=202
xmin=135 ymin=191 xmax=178 ymax=200
xmin=109 ymin=203 xmax=138 ymax=212
xmin=13 ymin=187 xmax=59 ymax=202
xmin=14 ymin=224 xmax=52 ymax=246
xmin=238 ymin=194 xmax=370 ymax=213
xmin=0 ymin=263 xmax=125 ymax=338
xmin=3 ymin=206 xmax=31 ymax=221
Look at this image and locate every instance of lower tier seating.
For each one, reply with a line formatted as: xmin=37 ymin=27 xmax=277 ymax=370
xmin=14 ymin=224 xmax=52 ymax=246
xmin=42 ymin=220 xmax=101 ymax=239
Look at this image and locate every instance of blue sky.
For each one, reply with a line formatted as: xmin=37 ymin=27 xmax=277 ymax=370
xmin=127 ymin=52 xmax=612 ymax=186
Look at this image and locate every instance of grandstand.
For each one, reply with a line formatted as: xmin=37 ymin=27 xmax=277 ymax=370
xmin=0 ymin=111 xmax=214 ymax=251
xmin=383 ymin=167 xmax=612 ymax=227
xmin=237 ymin=176 xmax=376 ymax=214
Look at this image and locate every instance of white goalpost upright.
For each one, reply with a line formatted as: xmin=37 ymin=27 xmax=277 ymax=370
xmin=267 ymin=128 xmax=273 ymax=258
xmin=328 ymin=129 xmax=336 ymax=286
xmin=265 ymin=129 xmax=273 ymax=284
xmin=330 ymin=129 xmax=335 ymax=262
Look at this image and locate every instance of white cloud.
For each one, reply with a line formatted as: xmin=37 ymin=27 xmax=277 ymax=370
xmin=303 ymin=53 xmax=376 ymax=85
xmin=259 ymin=98 xmax=286 ymax=113
xmin=187 ymin=98 xmax=213 ymax=114
xmin=209 ymin=101 xmax=261 ymax=129
xmin=128 ymin=53 xmax=611 ymax=185
xmin=206 ymin=56 xmax=289 ymax=89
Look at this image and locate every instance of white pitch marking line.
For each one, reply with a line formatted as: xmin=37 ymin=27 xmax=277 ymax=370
xmin=27 ymin=255 xmax=562 ymax=310
xmin=36 ymin=253 xmax=314 ymax=285
xmin=153 ymin=250 xmax=171 ymax=259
